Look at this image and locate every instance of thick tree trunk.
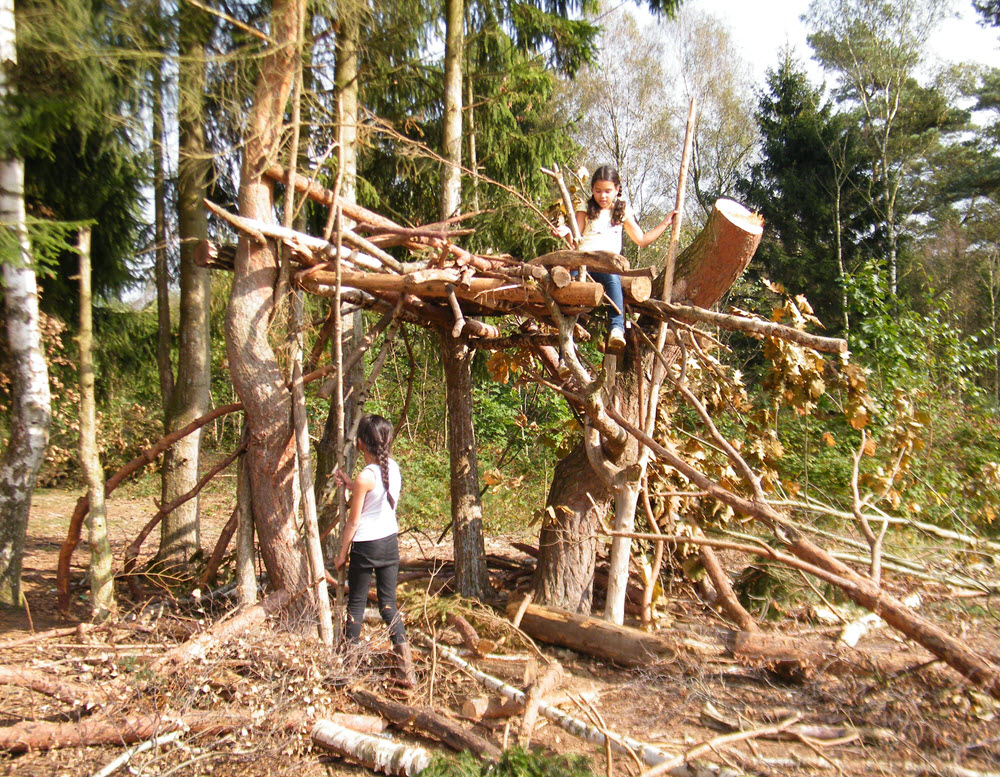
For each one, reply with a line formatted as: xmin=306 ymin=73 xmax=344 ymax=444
xmin=440 ymin=331 xmax=487 ymax=598
xmin=0 ymin=6 xmax=51 ymax=605
xmin=78 ymin=229 xmax=115 ymax=620
xmin=535 ymin=200 xmax=762 ymax=615
xmin=534 ymin=444 xmax=607 ymax=612
xmin=224 ymin=0 xmax=312 ymax=608
xmin=160 ymin=4 xmax=213 ymax=564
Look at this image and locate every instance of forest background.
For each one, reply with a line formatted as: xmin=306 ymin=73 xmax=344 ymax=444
xmin=1 ymin=0 xmax=1000 ymax=618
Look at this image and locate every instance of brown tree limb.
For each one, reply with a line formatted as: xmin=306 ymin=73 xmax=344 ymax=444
xmin=197 ymin=506 xmax=240 ymax=589
xmin=0 ymin=665 xmax=98 ymax=708
xmin=57 ymin=401 xmax=243 ymax=614
xmin=151 ymin=588 xmax=293 ymax=671
xmin=640 ymin=297 xmax=847 ymax=354
xmin=123 ymin=441 xmax=247 ymax=593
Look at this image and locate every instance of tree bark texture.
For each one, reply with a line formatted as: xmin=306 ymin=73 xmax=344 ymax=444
xmin=533 ymin=444 xmax=607 ymax=613
xmin=333 ymin=0 xmax=359 ymax=205
xmin=224 ymin=0 xmax=312 ymax=607
xmin=506 ymin=599 xmax=679 ymax=668
xmin=440 ymin=0 xmax=463 ymax=221
xmin=535 ymin=199 xmax=762 ymax=615
xmin=78 ymin=228 xmax=115 ymax=620
xmin=0 ymin=28 xmax=51 ymax=608
xmin=350 ymin=688 xmax=501 ymax=761
xmin=160 ymin=3 xmax=213 ymax=564
xmin=440 ymin=332 xmax=488 ymax=598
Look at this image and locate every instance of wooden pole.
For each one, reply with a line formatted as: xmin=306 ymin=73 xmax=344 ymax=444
xmin=78 ymin=227 xmax=115 ymax=622
xmin=661 ymin=98 xmax=696 ymax=305
xmin=333 ymin=206 xmax=348 ymax=644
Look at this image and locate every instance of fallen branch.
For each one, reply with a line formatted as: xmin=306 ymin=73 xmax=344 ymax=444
xmin=639 ymin=715 xmax=801 ymax=777
xmin=603 ymin=406 xmax=1000 ymax=699
xmin=151 ymin=588 xmax=292 ymax=671
xmin=0 ymin=665 xmax=98 ymax=708
xmin=421 ymin=635 xmax=732 ymax=775
xmin=91 ymin=730 xmax=184 ymax=777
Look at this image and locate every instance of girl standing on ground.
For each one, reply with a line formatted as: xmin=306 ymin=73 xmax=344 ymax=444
xmin=334 ymin=414 xmax=415 ymax=688
xmin=569 ymin=165 xmax=677 ymax=349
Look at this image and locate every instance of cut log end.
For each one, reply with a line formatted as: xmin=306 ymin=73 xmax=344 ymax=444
xmin=715 ymin=199 xmax=764 ymax=236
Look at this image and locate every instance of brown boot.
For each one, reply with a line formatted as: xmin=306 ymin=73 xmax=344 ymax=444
xmin=392 ymin=642 xmax=417 ymax=689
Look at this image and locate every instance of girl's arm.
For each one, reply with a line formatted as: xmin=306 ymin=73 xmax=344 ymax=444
xmin=624 ymin=209 xmax=678 ymax=249
xmin=334 ymin=468 xmax=376 ymax=569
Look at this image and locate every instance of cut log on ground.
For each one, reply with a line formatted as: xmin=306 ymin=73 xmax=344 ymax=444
xmin=460 ymin=694 xmax=524 ymax=720
xmin=350 ymin=688 xmax=501 ymax=761
xmin=506 ymin=598 xmax=679 ymax=667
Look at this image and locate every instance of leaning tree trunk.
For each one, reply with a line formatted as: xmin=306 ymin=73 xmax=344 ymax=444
xmin=159 ymin=3 xmax=213 ymax=565
xmin=534 ymin=200 xmax=763 ymax=614
xmin=224 ymin=0 xmax=312 ymax=610
xmin=0 ymin=4 xmax=51 ymax=607
xmin=440 ymin=331 xmax=488 ymax=599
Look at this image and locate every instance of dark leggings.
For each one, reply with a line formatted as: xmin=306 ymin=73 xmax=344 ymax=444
xmin=346 ymin=539 xmax=406 ymax=645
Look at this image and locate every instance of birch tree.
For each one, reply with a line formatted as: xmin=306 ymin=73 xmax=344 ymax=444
xmin=0 ymin=0 xmax=51 ymax=607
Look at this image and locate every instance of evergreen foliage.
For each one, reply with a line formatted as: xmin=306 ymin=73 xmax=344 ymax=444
xmin=8 ymin=0 xmax=147 ymax=311
xmin=422 ymin=747 xmax=600 ymax=777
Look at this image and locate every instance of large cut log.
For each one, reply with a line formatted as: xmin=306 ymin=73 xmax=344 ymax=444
xmin=664 ymin=198 xmax=763 ymax=306
xmin=350 ymin=689 xmax=500 ymax=761
xmin=506 ymin=598 xmax=678 ymax=667
xmin=311 ymin=269 xmax=604 ymax=309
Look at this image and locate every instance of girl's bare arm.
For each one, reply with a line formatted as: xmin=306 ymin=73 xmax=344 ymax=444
xmin=624 ymin=210 xmax=677 ymax=248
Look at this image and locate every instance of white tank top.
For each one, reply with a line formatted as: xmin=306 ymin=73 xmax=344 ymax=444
xmin=576 ymin=200 xmax=634 ymax=254
xmin=353 ymin=460 xmax=401 ymax=542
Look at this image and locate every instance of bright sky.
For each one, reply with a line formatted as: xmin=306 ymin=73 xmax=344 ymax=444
xmin=686 ymin=0 xmax=1000 ymax=86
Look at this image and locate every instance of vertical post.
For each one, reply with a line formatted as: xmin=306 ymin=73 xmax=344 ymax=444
xmin=332 ymin=206 xmax=347 ymax=643
xmin=78 ymin=227 xmax=115 ymax=621
xmin=660 ymin=98 xmax=697 ymax=305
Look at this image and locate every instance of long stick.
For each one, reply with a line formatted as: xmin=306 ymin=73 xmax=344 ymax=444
xmin=333 ymin=204 xmax=348 ymax=644
xmin=661 ymin=98 xmax=696 ymax=304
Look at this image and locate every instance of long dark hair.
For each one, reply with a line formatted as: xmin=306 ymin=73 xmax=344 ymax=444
xmin=357 ymin=414 xmax=396 ymax=509
xmin=586 ymin=165 xmax=626 ymax=226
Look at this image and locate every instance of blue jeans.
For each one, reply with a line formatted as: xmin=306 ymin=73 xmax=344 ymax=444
xmin=590 ymin=271 xmax=625 ymax=331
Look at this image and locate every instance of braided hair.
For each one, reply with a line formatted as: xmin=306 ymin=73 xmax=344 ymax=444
xmin=585 ymin=165 xmax=627 ymax=226
xmin=357 ymin=414 xmax=396 ymax=509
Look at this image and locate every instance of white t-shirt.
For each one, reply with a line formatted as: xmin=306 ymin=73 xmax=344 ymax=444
xmin=576 ymin=200 xmax=634 ymax=254
xmin=353 ymin=460 xmax=401 ymax=542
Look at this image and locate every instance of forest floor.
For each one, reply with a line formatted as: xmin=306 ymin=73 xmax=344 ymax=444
xmin=1 ymin=487 xmax=999 ymax=777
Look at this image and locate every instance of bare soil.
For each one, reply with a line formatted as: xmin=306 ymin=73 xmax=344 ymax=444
xmin=1 ymin=488 xmax=999 ymax=777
